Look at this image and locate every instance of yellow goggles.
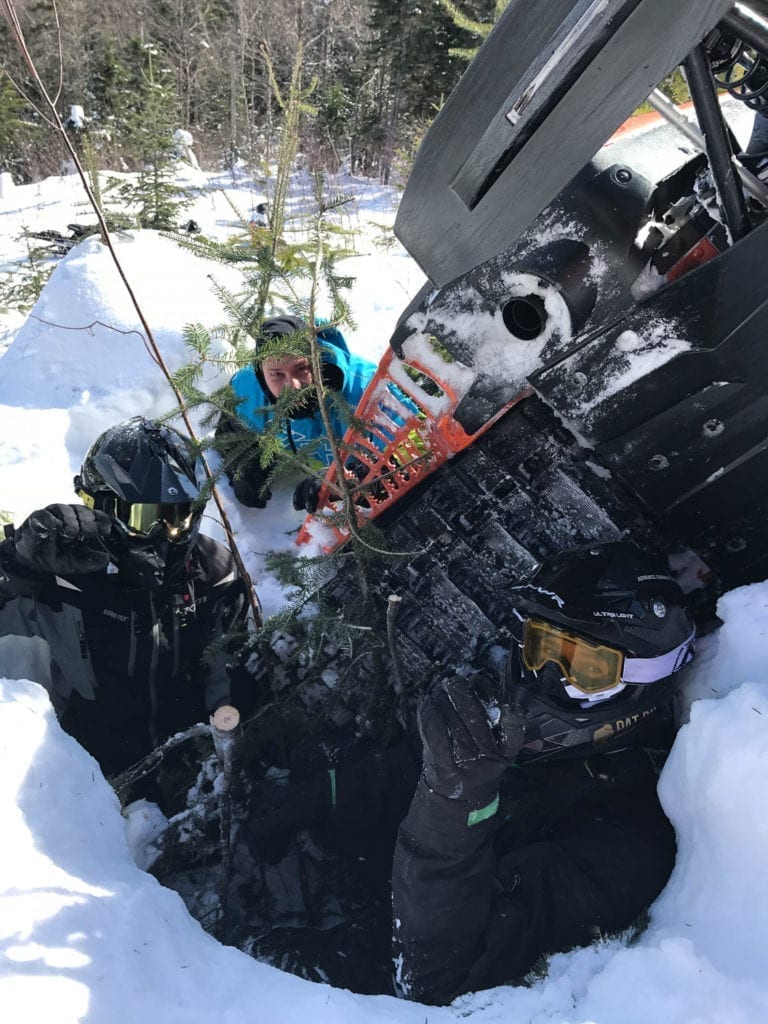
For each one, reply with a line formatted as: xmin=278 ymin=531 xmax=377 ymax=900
xmin=522 ymin=618 xmax=624 ymax=694
xmin=123 ymin=501 xmax=194 ymax=540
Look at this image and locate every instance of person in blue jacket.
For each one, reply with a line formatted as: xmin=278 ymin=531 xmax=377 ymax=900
xmin=216 ymin=316 xmax=377 ymax=509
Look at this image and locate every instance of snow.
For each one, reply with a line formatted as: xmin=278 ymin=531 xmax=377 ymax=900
xmin=3 ymin=590 xmax=768 ymax=1023
xmin=399 ymin=275 xmax=562 ymax=409
xmin=0 ymin=167 xmax=425 ymax=618
xmin=1 ymin=149 xmax=768 ymax=1022
xmin=0 ymin=171 xmax=15 ymax=199
xmin=68 ymin=105 xmax=86 ymax=129
xmin=569 ymin=319 xmax=692 ymax=417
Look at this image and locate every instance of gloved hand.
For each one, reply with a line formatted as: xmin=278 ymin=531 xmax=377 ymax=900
xmin=229 ymin=452 xmax=273 ymax=508
xmin=245 ymin=772 xmax=333 ymax=865
xmin=232 ymin=470 xmax=272 ymax=509
xmin=345 ymin=455 xmax=370 ymax=482
xmin=12 ymin=503 xmax=113 ymax=576
xmin=215 ymin=416 xmax=273 ymax=509
xmin=417 ymin=674 xmax=527 ymax=804
xmin=292 ymin=476 xmax=321 ymax=513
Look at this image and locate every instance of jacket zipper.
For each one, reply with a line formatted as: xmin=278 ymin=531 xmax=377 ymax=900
xmin=285 ymin=419 xmax=298 ymax=454
xmin=127 ymin=611 xmax=137 ymax=675
xmin=78 ymin=619 xmax=88 ymax=659
xmin=148 ymin=593 xmax=161 ymax=748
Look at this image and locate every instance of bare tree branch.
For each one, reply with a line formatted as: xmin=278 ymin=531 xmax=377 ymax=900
xmin=51 ymin=0 xmax=64 ymax=107
xmin=0 ymin=66 xmax=58 ymax=130
xmin=29 ymin=314 xmax=162 ymax=367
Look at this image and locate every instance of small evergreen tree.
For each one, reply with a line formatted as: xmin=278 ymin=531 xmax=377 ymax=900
xmin=168 ymin=48 xmax=396 ymax=718
xmin=0 ymin=228 xmax=55 ymax=314
xmin=0 ymin=77 xmax=42 ymax=181
xmin=113 ymin=43 xmax=192 ymax=230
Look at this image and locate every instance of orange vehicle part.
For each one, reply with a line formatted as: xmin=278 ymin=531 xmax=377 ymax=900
xmin=296 ymin=347 xmax=531 ymax=552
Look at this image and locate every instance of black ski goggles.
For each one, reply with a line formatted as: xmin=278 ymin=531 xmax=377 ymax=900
xmin=522 ymin=618 xmax=695 ymax=695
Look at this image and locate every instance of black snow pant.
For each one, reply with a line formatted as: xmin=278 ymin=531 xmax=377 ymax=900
xmin=243 ymin=743 xmax=675 ymax=1001
xmin=392 ymin=747 xmax=677 ymax=1004
xmin=241 ymin=740 xmax=421 ymax=994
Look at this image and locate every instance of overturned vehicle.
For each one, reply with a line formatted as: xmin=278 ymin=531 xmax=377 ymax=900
xmin=147 ymin=0 xmax=768 ymax=964
xmin=291 ymin=0 xmax=768 ymax=709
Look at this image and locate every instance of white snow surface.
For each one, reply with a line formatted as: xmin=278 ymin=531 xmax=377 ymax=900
xmin=1 ymin=158 xmax=768 ymax=1022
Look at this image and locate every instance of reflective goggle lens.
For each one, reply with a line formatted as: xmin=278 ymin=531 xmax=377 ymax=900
xmin=522 ymin=618 xmax=624 ymax=694
xmin=124 ymin=502 xmax=194 ymax=539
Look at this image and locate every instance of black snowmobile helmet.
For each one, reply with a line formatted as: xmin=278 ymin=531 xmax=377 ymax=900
xmin=255 ymin=316 xmax=344 ymax=404
xmin=74 ymin=417 xmax=205 ymax=588
xmin=505 ymin=541 xmax=696 ymax=764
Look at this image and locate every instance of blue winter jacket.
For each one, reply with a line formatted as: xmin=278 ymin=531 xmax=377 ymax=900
xmin=230 ymin=326 xmax=377 ymax=467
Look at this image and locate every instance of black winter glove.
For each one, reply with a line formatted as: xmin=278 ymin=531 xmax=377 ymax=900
xmin=292 ymin=476 xmax=321 ymax=513
xmin=418 ymin=674 xmax=527 ymax=805
xmin=12 ymin=503 xmax=113 ymax=576
xmin=245 ymin=772 xmax=333 ymax=865
xmin=345 ymin=455 xmax=370 ymax=482
xmin=232 ymin=467 xmax=272 ymax=509
xmin=215 ymin=414 xmax=273 ymax=509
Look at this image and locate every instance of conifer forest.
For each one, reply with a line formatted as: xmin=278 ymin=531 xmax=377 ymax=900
xmin=0 ymin=0 xmax=501 ymax=184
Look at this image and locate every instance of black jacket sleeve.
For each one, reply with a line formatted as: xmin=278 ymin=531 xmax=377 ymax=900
xmin=214 ymin=412 xmax=273 ymax=508
xmin=192 ymin=535 xmax=254 ymax=715
xmin=392 ymin=778 xmax=499 ymax=1004
xmin=392 ymin=748 xmax=678 ymax=1006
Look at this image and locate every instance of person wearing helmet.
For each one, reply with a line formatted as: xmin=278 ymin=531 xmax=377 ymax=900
xmin=215 ymin=316 xmax=377 ymax=510
xmin=236 ymin=540 xmax=695 ymax=996
xmin=0 ymin=417 xmax=257 ymax=777
xmin=391 ymin=540 xmax=696 ymax=1004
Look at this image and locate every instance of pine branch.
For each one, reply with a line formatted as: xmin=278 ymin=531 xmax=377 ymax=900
xmin=436 ymin=0 xmax=494 ymax=39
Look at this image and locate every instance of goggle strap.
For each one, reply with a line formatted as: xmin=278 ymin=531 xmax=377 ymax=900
xmin=622 ymin=628 xmax=696 ymax=684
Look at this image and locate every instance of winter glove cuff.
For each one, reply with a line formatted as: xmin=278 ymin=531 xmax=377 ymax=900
xmin=407 ymin=777 xmax=500 ymax=843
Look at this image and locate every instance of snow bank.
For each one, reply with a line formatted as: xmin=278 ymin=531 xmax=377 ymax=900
xmin=3 ymin=583 xmax=768 ymax=1023
xmin=0 ymin=232 xmax=239 ymax=437
xmin=0 ymin=679 xmax=434 ymax=1024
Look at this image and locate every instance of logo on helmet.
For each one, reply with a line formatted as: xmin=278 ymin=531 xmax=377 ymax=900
xmin=593 ymin=706 xmax=659 ymax=745
xmin=593 ymin=722 xmax=615 ymax=743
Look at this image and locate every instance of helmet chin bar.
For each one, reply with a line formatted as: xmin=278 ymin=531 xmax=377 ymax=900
xmin=118 ymin=540 xmax=190 ymax=590
xmin=104 ymin=519 xmax=200 ymax=590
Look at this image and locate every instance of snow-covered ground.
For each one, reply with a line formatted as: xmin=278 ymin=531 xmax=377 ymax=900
xmin=1 ymin=124 xmax=768 ymax=1022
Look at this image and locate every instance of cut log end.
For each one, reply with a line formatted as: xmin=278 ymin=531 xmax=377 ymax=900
xmin=210 ymin=705 xmax=240 ymax=734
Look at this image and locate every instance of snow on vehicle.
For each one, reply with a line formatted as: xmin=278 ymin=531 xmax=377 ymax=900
xmin=290 ymin=1 xmax=768 ymax=712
